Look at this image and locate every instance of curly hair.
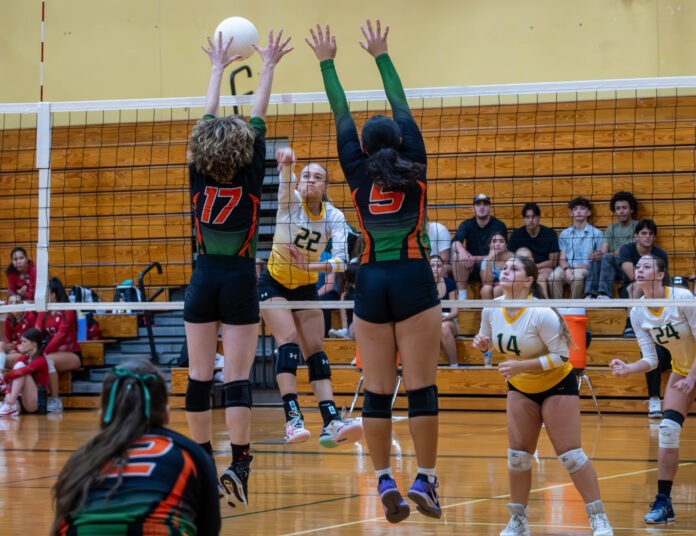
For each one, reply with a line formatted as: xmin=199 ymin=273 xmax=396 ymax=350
xmin=187 ymin=116 xmax=256 ymax=183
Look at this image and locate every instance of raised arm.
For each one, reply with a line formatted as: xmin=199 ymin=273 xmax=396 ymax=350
xmin=275 ymin=147 xmax=297 ymax=208
xmin=201 ymin=32 xmax=240 ymax=117
xmin=306 ymin=25 xmax=350 ymax=120
xmin=251 ymin=29 xmax=293 ymax=121
xmin=358 ymin=20 xmax=409 ymax=117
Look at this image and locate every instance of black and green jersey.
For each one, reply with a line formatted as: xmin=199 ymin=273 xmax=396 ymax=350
xmin=189 ymin=116 xmax=266 ymax=258
xmin=321 ymin=54 xmax=430 ymax=263
xmin=58 ymin=428 xmax=220 ymax=535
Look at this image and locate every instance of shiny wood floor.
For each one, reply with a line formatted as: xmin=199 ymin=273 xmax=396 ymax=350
xmin=1 ymin=407 xmax=695 ymax=535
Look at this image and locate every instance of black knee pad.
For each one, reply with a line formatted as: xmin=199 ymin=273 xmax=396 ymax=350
xmin=362 ymin=389 xmax=393 ymax=419
xmin=223 ymin=380 xmax=253 ymax=408
xmin=275 ymin=343 xmax=301 ymax=376
xmin=185 ymin=377 xmax=213 ymax=412
xmin=307 ymin=351 xmax=331 ymax=383
xmin=664 ymin=409 xmax=685 ymax=426
xmin=407 ymin=385 xmax=438 ymax=418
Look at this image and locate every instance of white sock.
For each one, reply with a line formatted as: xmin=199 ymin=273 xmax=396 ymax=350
xmin=457 ymin=289 xmax=468 ymax=301
xmin=0 ymin=352 xmax=6 ymax=370
xmin=375 ymin=468 xmax=393 ymax=480
xmin=417 ymin=466 xmax=437 ymax=483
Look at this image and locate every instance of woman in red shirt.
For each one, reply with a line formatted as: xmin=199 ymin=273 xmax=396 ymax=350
xmin=6 ymin=247 xmax=36 ymax=302
xmin=0 ymin=327 xmax=49 ymax=416
xmin=35 ymin=277 xmax=81 ymax=413
xmin=1 ymin=293 xmax=37 ymax=356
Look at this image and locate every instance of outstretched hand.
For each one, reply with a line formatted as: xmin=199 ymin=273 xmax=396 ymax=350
xmin=202 ymin=32 xmax=240 ymax=69
xmin=275 ymin=147 xmax=295 ymax=173
xmin=306 ymin=24 xmax=337 ymax=61
xmin=358 ymin=19 xmax=389 ymax=57
xmin=253 ymin=29 xmax=293 ymax=68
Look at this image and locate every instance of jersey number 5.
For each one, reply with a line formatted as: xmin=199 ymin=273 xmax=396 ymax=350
xmin=368 ymin=185 xmax=405 ymax=215
xmin=201 ymin=186 xmax=242 ymax=224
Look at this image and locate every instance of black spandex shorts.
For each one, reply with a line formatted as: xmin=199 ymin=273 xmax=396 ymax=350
xmin=184 ymin=255 xmax=259 ymax=325
xmin=257 ymin=269 xmax=318 ymax=303
xmin=507 ymin=369 xmax=579 ymax=406
xmin=354 ymin=259 xmax=439 ymax=324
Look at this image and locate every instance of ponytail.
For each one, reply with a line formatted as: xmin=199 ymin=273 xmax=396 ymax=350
xmin=51 ymin=359 xmax=168 ymax=534
xmin=365 ymin=148 xmax=425 ymax=191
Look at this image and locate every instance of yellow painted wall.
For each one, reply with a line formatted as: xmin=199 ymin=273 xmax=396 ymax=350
xmin=2 ymin=0 xmax=695 ymax=103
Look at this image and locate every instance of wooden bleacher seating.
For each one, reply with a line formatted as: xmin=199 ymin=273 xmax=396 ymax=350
xmin=169 ymin=307 xmax=674 ymax=414
xmin=58 ymin=313 xmax=139 ymax=402
xmin=4 ymin=95 xmax=696 ymax=411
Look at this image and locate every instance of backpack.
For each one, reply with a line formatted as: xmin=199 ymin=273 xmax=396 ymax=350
xmin=70 ymin=285 xmax=100 ymax=303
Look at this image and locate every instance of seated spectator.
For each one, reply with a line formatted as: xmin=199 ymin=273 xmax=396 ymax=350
xmin=508 ymin=202 xmax=559 ymax=298
xmin=428 ymin=220 xmax=452 ymax=264
xmin=514 ymin=247 xmax=534 ymax=259
xmin=6 ymin=247 xmax=36 ymax=303
xmin=329 ymin=259 xmax=359 ymax=339
xmin=0 ymin=328 xmax=49 ymax=417
xmin=317 ymin=242 xmax=342 ymax=337
xmin=35 ymin=277 xmax=82 ymax=413
xmin=585 ymin=191 xmax=638 ymax=299
xmin=548 ymin=197 xmax=604 ymax=299
xmin=0 ymin=293 xmax=37 ymax=369
xmin=430 ymin=255 xmax=460 ymax=366
xmin=479 ymin=232 xmax=513 ymax=300
xmin=617 ymin=219 xmax=669 ymax=337
xmin=451 ymin=194 xmax=507 ymax=300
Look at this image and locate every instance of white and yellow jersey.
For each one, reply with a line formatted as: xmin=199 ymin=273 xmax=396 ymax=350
xmin=268 ymin=175 xmax=349 ymax=289
xmin=630 ymin=286 xmax=696 ymax=376
xmin=480 ymin=297 xmax=573 ymax=393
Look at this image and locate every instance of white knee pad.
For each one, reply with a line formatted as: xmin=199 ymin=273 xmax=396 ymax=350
xmin=47 ymin=358 xmax=57 ymax=374
xmin=508 ymin=449 xmax=533 ymax=472
xmin=659 ymin=418 xmax=682 ymax=449
xmin=12 ymin=361 xmax=27 ymax=370
xmin=558 ymin=448 xmax=588 ymax=474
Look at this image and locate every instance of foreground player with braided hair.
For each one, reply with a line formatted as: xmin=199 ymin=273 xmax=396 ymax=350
xmin=51 ymin=359 xmax=220 ymax=535
xmin=474 ymin=256 xmax=613 ymax=536
xmin=610 ymin=254 xmax=696 ymax=524
xmin=184 ymin=28 xmax=291 ymax=509
xmin=307 ymin=19 xmax=442 ymax=523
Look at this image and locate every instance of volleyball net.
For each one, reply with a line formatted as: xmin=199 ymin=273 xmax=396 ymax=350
xmin=1 ymin=75 xmax=696 ymax=314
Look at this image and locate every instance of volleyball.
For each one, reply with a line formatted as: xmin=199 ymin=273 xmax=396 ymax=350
xmin=214 ymin=17 xmax=259 ymax=60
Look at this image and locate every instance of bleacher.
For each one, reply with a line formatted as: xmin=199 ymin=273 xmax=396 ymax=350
xmin=2 ymin=92 xmax=694 ymax=410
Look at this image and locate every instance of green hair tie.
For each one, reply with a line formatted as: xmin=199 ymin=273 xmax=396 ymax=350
xmin=103 ymin=366 xmax=156 ymax=424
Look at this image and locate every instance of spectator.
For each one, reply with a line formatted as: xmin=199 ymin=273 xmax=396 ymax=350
xmin=617 ymin=219 xmax=669 ymax=337
xmin=451 ymin=194 xmax=507 ymax=300
xmin=34 ymin=277 xmax=82 ymax=413
xmin=0 ymin=293 xmax=37 ymax=368
xmin=6 ymin=247 xmax=36 ymax=302
xmin=427 ymin=221 xmax=452 ymax=264
xmin=586 ymin=191 xmax=638 ymax=299
xmin=329 ymin=259 xmax=359 ymax=340
xmin=548 ymin=197 xmax=604 ymax=299
xmin=430 ymin=255 xmax=460 ymax=366
xmin=317 ymin=241 xmax=342 ymax=337
xmin=0 ymin=328 xmax=49 ymax=417
xmin=508 ymin=202 xmax=559 ymax=298
xmin=479 ymin=232 xmax=513 ymax=300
